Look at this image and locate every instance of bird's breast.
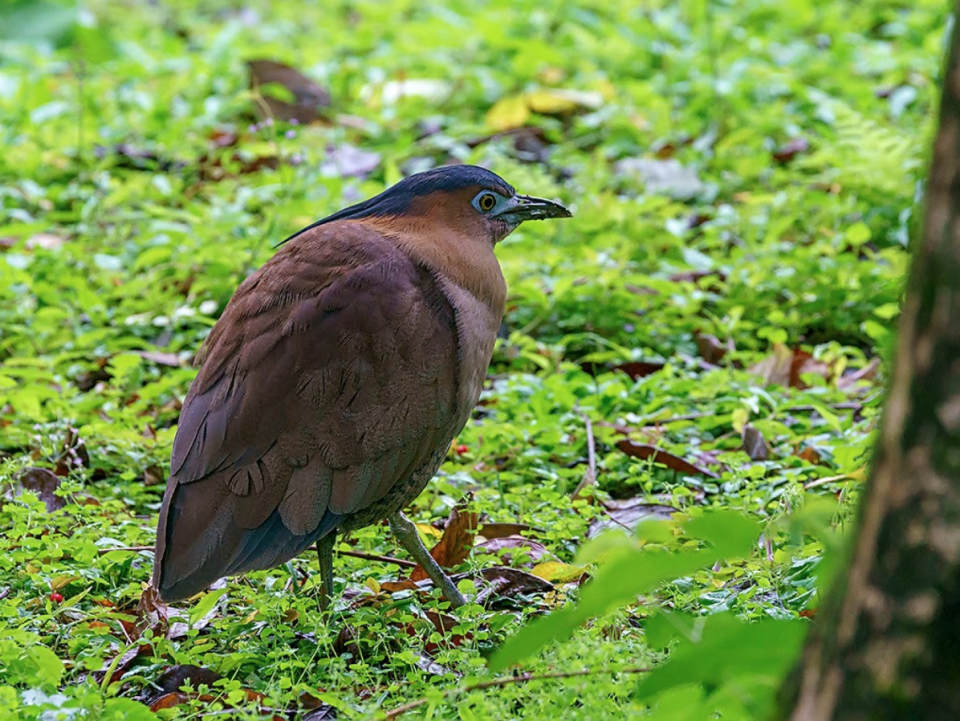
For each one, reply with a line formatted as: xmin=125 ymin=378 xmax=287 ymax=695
xmin=435 ymin=275 xmax=505 ymax=430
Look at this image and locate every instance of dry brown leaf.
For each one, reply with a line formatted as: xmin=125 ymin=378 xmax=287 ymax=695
xmin=17 ymin=467 xmax=64 ymax=513
xmin=247 ymin=59 xmax=331 ymax=123
xmin=588 ymin=498 xmax=678 ymax=538
xmin=838 ymin=357 xmax=881 ymax=390
xmin=696 ymin=333 xmax=730 ymax=364
xmin=741 ymin=424 xmax=772 ymax=461
xmin=477 ymin=522 xmax=534 ymax=540
xmin=749 ymin=344 xmax=830 ymax=389
xmin=410 ymin=502 xmax=479 ymax=581
xmin=473 ymin=536 xmax=550 ymax=567
xmin=134 ymin=351 xmax=183 ymax=367
xmin=616 ymin=440 xmax=720 ymax=478
xmin=772 ymin=137 xmax=810 ymax=164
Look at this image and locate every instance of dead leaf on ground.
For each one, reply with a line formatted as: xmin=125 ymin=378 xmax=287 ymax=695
xmin=143 ymin=465 xmax=164 ymax=486
xmin=199 ymin=149 xmax=280 ymax=182
xmin=134 ymin=351 xmax=183 ymax=367
xmin=454 ymin=566 xmax=554 ymax=605
xmin=141 ymin=664 xmax=222 ymax=707
xmin=486 ymin=88 xmax=602 ymax=131
xmin=669 ymin=269 xmax=726 ymax=284
xmin=795 ymin=446 xmax=823 ymax=465
xmin=26 ymin=233 xmax=69 ymax=251
xmin=615 ymin=157 xmax=706 ymax=200
xmin=772 ymin=137 xmax=810 ymax=164
xmin=247 ymin=59 xmax=331 ymax=123
xmin=473 ymin=535 xmax=550 ymax=567
xmin=616 ymin=440 xmax=720 ymax=478
xmin=319 ymin=144 xmax=382 ymax=179
xmin=749 ymin=344 xmax=830 ymax=389
xmin=477 ymin=522 xmax=534 ymax=540
xmin=587 ymin=498 xmax=678 ymax=538
xmin=17 ymin=468 xmax=65 ymax=512
xmin=837 ymin=357 xmax=881 ymax=390
xmin=579 ymin=360 xmax=665 ymax=379
xmin=696 ymin=333 xmax=732 ymax=364
xmin=741 ymin=424 xmax=772 ymax=461
xmin=410 ymin=501 xmax=479 ymax=581
xmin=94 ymin=143 xmax=183 ymax=173
xmin=531 ymin=561 xmax=589 ymax=583
xmin=135 ymin=585 xmax=169 ymax=637
xmin=466 ymin=126 xmax=553 ymax=164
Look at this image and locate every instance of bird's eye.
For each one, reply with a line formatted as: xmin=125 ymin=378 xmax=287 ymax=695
xmin=477 ymin=192 xmax=497 ymax=212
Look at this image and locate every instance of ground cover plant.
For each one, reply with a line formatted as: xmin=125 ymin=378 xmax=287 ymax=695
xmin=0 ymin=0 xmax=948 ymax=718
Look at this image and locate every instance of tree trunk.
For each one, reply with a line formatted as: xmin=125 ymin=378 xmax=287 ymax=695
xmin=777 ymin=5 xmax=960 ymax=719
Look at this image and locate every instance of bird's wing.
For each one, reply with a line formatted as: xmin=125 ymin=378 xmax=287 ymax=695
xmin=154 ymin=224 xmax=460 ymax=600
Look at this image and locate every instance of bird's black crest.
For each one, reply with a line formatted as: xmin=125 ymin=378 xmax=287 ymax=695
xmin=279 ymin=165 xmax=515 ymax=246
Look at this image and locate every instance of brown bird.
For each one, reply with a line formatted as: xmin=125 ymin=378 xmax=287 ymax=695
xmin=153 ymin=165 xmax=570 ymax=610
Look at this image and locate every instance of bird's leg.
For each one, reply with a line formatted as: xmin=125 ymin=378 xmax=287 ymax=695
xmin=388 ymin=512 xmax=467 ymax=608
xmin=316 ymin=533 xmax=336 ymax=613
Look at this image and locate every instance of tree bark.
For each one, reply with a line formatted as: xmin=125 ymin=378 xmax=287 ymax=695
xmin=777 ymin=5 xmax=960 ymax=719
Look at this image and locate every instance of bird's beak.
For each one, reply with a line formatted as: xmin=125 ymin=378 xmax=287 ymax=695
xmin=494 ymin=194 xmax=572 ymax=225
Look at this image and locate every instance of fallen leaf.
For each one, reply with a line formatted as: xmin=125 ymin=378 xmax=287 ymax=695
xmin=615 ymin=157 xmax=706 ymax=200
xmin=531 ymin=561 xmax=588 ymax=583
xmin=94 ymin=143 xmax=182 ymax=172
xmin=466 ymin=126 xmax=553 ymax=164
xmin=486 ymin=88 xmax=601 ymax=131
xmin=411 ymin=501 xmax=479 ymax=581
xmin=26 ymin=233 xmax=68 ymax=251
xmin=837 ymin=357 xmax=881 ymax=390
xmin=378 ymin=78 xmax=451 ymax=105
xmin=134 ymin=351 xmax=183 ymax=367
xmin=795 ymin=446 xmax=822 ymax=465
xmin=457 ymin=567 xmax=554 ymax=605
xmin=319 ymin=143 xmax=382 ymax=179
xmin=616 ymin=440 xmax=720 ymax=478
xmin=749 ymin=344 xmax=830 ymax=389
xmin=696 ymin=333 xmax=730 ymax=364
xmin=579 ymin=360 xmax=664 ymax=379
xmin=477 ymin=522 xmax=534 ymax=540
xmin=587 ymin=498 xmax=678 ymax=538
xmin=772 ymin=137 xmax=810 ymax=164
xmin=142 ymin=664 xmax=222 ymax=707
xmin=247 ymin=59 xmax=331 ymax=123
xmin=741 ymin=424 xmax=772 ymax=461
xmin=473 ymin=536 xmax=550 ymax=567
xmin=17 ymin=467 xmax=64 ymax=512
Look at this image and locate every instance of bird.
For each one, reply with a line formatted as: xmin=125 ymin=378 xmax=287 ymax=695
xmin=152 ymin=164 xmax=571 ymax=610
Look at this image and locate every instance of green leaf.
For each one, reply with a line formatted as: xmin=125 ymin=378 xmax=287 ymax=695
xmin=634 ymin=616 xmax=807 ymax=701
xmin=685 ymin=510 xmax=762 ymax=558
xmin=189 ymin=588 xmax=228 ymax=625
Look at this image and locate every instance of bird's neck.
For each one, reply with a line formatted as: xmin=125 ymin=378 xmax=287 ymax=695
xmin=359 ymin=217 xmax=507 ymax=316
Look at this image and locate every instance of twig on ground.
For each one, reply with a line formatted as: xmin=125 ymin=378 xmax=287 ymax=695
xmin=571 ymin=415 xmax=597 ymax=500
xmin=337 ymin=549 xmax=417 ymax=568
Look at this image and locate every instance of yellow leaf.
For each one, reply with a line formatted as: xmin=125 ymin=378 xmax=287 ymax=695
xmin=527 ymin=88 xmax=603 ymax=114
xmin=531 ymin=561 xmax=587 ymax=583
xmin=731 ymin=408 xmax=748 ymax=434
xmin=365 ymin=577 xmax=381 ymax=594
xmin=486 ymin=94 xmax=531 ymax=131
xmin=416 ymin=523 xmax=443 ymax=539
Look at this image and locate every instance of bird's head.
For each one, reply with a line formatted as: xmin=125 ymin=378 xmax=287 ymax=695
xmin=292 ymin=164 xmax=571 ymax=246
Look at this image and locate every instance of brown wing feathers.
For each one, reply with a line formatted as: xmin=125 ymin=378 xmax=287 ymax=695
xmin=154 ymin=224 xmax=459 ymax=601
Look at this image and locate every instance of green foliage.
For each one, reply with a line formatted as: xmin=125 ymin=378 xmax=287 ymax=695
xmin=0 ymin=0 xmax=943 ymax=717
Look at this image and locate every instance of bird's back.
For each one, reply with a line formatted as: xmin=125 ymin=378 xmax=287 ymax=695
xmin=154 ymin=221 xmax=499 ymax=601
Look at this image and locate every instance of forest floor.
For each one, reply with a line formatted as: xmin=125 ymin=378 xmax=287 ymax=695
xmin=0 ymin=0 xmax=946 ymax=718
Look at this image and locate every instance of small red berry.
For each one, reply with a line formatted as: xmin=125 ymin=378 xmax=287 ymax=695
xmin=49 ymin=592 xmax=63 ymax=603
xmin=455 ymin=444 xmax=469 ymax=455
